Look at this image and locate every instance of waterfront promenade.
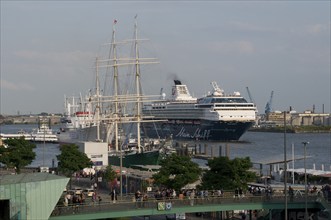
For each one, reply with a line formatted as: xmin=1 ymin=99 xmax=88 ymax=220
xmin=48 ymin=167 xmax=331 ymax=219
xmin=50 ymin=191 xmax=330 ymax=220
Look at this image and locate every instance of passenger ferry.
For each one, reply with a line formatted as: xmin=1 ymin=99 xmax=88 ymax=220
xmin=0 ymin=118 xmax=59 ymax=143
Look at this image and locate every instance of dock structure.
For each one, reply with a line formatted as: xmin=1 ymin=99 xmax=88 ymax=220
xmin=174 ymin=141 xmax=231 ymax=159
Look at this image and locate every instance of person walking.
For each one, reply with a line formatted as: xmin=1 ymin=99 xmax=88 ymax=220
xmin=110 ymin=189 xmax=117 ymax=203
xmin=189 ymin=190 xmax=195 ymax=206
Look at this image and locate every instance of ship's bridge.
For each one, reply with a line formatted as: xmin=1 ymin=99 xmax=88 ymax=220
xmin=198 ymin=97 xmax=249 ymax=105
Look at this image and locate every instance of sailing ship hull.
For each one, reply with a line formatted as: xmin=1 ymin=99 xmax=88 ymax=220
xmin=108 ymin=150 xmax=164 ymax=168
xmin=142 ymin=120 xmax=254 ymax=141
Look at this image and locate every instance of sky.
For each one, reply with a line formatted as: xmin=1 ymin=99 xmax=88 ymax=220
xmin=1 ymin=1 xmax=330 ymax=115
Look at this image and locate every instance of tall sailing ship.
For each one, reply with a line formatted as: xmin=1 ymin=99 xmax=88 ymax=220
xmin=142 ymin=80 xmax=257 ymax=141
xmin=58 ymin=18 xmax=167 ymax=167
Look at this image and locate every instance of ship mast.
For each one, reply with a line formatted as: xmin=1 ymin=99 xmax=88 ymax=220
xmin=112 ymin=20 xmax=120 ymax=151
xmin=134 ymin=17 xmax=142 ymax=153
xmin=95 ymin=57 xmax=101 ymax=141
xmin=98 ymin=17 xmax=159 ymax=153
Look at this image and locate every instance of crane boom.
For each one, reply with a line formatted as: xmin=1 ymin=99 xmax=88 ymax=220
xmin=265 ymin=91 xmax=274 ymax=114
xmin=246 ymin=87 xmax=254 ymax=103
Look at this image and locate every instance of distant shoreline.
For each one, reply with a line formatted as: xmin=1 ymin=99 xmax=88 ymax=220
xmin=249 ymin=126 xmax=331 ymax=133
xmin=0 ymin=115 xmax=61 ymax=125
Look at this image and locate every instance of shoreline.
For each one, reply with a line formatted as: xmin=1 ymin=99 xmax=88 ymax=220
xmin=249 ymin=126 xmax=331 ymax=134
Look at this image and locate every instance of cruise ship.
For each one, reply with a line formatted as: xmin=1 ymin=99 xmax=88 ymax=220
xmin=142 ymin=80 xmax=257 ymax=141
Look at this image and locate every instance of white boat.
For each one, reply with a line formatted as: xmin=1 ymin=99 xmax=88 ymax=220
xmin=30 ymin=117 xmax=59 ymax=143
xmin=1 ymin=118 xmax=59 ymax=143
xmin=58 ymin=94 xmax=99 ymax=144
xmin=0 ymin=130 xmax=33 ymax=141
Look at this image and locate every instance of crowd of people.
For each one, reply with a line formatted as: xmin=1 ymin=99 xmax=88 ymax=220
xmin=151 ymin=188 xmax=224 ymax=201
xmin=63 ymin=191 xmax=102 ymax=207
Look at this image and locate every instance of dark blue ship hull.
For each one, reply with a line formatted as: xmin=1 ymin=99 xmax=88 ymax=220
xmin=141 ymin=119 xmax=254 ymax=141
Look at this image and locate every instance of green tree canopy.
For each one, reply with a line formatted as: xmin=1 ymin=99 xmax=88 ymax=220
xmin=0 ymin=137 xmax=36 ymax=173
xmin=57 ymin=144 xmax=93 ymax=177
xmin=199 ymin=156 xmax=257 ymax=190
xmin=152 ymin=154 xmax=201 ymax=191
xmin=103 ymin=165 xmax=117 ymax=182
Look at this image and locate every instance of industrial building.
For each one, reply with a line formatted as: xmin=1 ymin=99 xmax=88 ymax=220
xmin=0 ymin=173 xmax=69 ymax=219
xmin=261 ymin=111 xmax=330 ymax=127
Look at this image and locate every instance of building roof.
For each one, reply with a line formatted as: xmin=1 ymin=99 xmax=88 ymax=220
xmin=0 ymin=172 xmax=69 ymax=220
xmin=0 ymin=172 xmax=67 ymax=185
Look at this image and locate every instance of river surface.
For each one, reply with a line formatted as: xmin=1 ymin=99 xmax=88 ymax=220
xmin=0 ymin=124 xmax=61 ymax=168
xmin=1 ymin=124 xmax=331 ymax=173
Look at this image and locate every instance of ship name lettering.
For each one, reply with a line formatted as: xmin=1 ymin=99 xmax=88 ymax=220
xmin=193 ymin=129 xmax=211 ymax=139
xmin=175 ymin=127 xmax=211 ymax=139
xmin=175 ymin=127 xmax=191 ymax=138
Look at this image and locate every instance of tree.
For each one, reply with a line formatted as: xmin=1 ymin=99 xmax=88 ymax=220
xmin=199 ymin=156 xmax=257 ymax=190
xmin=57 ymin=144 xmax=93 ymax=177
xmin=0 ymin=137 xmax=36 ymax=173
xmin=152 ymin=154 xmax=201 ymax=191
xmin=103 ymin=165 xmax=118 ymax=190
xmin=103 ymin=165 xmax=117 ymax=182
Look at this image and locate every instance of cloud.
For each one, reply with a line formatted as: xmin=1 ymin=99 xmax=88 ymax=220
xmin=0 ymin=79 xmax=35 ymax=91
xmin=306 ymin=24 xmax=329 ymax=34
xmin=208 ymin=41 xmax=255 ymax=54
xmin=14 ymin=50 xmax=93 ymax=64
xmin=227 ymin=21 xmax=278 ymax=33
xmin=289 ymin=23 xmax=330 ymax=35
xmin=11 ymin=50 xmax=94 ymax=78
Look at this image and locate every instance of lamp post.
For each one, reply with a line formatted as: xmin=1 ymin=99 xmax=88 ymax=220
xmin=283 ymin=111 xmax=288 ymax=220
xmin=302 ymin=141 xmax=309 ymax=220
xmin=120 ymin=147 xmax=123 ymax=201
xmin=43 ymin=120 xmax=45 ymax=167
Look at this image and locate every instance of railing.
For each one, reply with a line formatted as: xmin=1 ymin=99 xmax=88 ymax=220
xmin=51 ymin=192 xmax=328 ymax=217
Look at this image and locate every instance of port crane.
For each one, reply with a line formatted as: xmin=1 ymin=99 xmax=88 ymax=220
xmin=246 ymin=87 xmax=254 ymax=103
xmin=265 ymin=91 xmax=274 ymax=115
xmin=246 ymin=87 xmax=258 ymax=114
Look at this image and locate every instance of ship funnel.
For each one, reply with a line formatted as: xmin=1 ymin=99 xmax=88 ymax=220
xmin=174 ymin=80 xmax=182 ymax=85
xmin=171 ymin=81 xmax=197 ymax=101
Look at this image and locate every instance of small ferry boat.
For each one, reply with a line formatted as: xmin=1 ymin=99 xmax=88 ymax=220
xmin=31 ymin=123 xmax=59 ymax=143
xmin=0 ymin=130 xmax=33 ymax=141
xmin=0 ymin=118 xmax=59 ymax=143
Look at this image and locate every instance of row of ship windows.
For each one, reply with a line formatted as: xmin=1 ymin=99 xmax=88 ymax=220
xmin=197 ymin=98 xmax=248 ymax=104
xmin=144 ymin=111 xmax=252 ymax=117
xmin=148 ymin=106 xmax=254 ymax=110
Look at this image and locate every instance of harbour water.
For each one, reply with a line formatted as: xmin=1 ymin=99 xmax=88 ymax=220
xmin=1 ymin=124 xmax=331 ymax=173
xmin=192 ymin=131 xmax=331 ymax=175
xmin=0 ymin=124 xmax=61 ymax=168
